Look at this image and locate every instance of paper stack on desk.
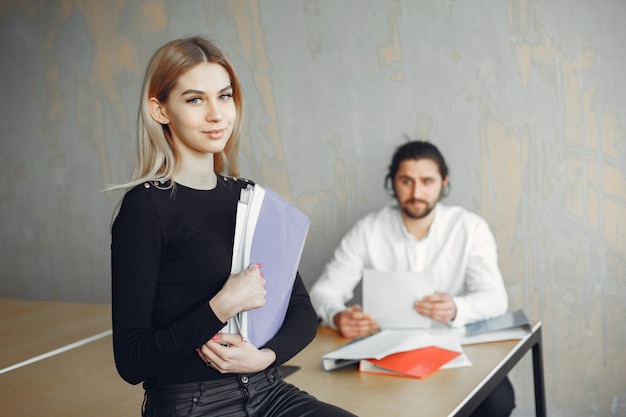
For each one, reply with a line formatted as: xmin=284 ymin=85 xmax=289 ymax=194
xmin=456 ymin=309 xmax=531 ymax=345
xmin=225 ymin=184 xmax=311 ymax=348
xmin=323 ymin=269 xmax=472 ymax=378
xmin=322 ymin=329 xmax=469 ymax=379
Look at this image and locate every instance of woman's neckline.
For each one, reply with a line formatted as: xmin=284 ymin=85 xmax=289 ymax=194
xmin=173 ymin=174 xmax=220 ymax=191
xmin=173 ymin=175 xmax=222 ymax=192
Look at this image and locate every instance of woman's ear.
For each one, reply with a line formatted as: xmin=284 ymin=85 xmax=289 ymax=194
xmin=148 ymin=97 xmax=169 ymax=125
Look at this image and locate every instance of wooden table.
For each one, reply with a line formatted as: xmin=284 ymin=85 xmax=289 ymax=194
xmin=0 ymin=299 xmax=545 ymax=417
xmin=0 ymin=298 xmax=143 ymax=416
xmin=284 ymin=324 xmax=546 ymax=417
xmin=0 ymin=335 xmax=144 ymax=417
xmin=0 ymin=298 xmax=111 ymax=370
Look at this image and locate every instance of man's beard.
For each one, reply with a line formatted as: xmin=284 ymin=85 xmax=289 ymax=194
xmin=400 ymin=198 xmax=437 ymax=220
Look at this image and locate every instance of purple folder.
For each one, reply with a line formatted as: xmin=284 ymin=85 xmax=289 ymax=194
xmin=245 ymin=187 xmax=310 ymax=347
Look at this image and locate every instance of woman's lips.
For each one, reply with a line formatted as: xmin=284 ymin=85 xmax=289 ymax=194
xmin=204 ymin=128 xmax=226 ymax=139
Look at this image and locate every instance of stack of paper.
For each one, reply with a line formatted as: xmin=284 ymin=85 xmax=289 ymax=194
xmin=225 ymin=184 xmax=311 ymax=348
xmin=322 ymin=329 xmax=470 ymax=379
xmin=456 ymin=310 xmax=531 ymax=345
xmin=323 ymin=268 xmax=533 ymax=378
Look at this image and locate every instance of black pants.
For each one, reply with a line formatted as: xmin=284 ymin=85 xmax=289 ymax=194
xmin=470 ymin=376 xmax=516 ymax=417
xmin=142 ymin=367 xmax=356 ymax=417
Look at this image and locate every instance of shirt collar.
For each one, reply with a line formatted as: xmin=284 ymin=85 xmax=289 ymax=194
xmin=391 ymin=203 xmax=441 ymax=241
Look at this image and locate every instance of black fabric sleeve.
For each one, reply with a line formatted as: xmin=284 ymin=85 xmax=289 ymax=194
xmin=262 ymin=272 xmax=318 ymax=366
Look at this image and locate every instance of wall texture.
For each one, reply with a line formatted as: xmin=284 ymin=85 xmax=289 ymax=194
xmin=1 ymin=1 xmax=624 ymax=416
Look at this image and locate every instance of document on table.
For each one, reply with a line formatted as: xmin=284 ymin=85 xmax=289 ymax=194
xmin=362 ymin=269 xmax=435 ymax=329
xmin=456 ymin=327 xmax=530 ymax=345
xmin=455 ymin=310 xmax=532 ymax=345
xmin=465 ymin=310 xmax=530 ymax=336
xmin=359 ymin=345 xmax=462 ymax=379
xmin=225 ymin=184 xmax=310 ymax=348
xmin=322 ymin=329 xmax=469 ymax=372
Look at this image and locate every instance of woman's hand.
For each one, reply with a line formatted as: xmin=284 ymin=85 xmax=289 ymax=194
xmin=196 ymin=333 xmax=276 ymax=374
xmin=209 ymin=264 xmax=266 ymax=322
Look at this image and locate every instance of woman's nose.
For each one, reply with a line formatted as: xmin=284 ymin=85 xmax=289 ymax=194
xmin=206 ymin=100 xmax=223 ymax=122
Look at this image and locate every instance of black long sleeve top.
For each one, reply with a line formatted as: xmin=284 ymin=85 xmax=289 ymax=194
xmin=111 ymin=175 xmax=318 ymax=389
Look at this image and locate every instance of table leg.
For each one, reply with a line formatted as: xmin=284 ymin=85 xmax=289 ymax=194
xmin=531 ymin=327 xmax=547 ymax=417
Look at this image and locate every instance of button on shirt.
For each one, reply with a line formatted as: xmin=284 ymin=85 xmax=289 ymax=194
xmin=309 ymin=203 xmax=508 ymax=328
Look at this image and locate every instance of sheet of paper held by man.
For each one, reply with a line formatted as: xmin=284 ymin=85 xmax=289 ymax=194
xmin=362 ymin=269 xmax=435 ymax=329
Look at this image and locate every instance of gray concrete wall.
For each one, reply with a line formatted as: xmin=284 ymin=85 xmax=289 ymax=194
xmin=1 ymin=1 xmax=624 ymax=415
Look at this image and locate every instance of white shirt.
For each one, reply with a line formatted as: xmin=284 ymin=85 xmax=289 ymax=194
xmin=309 ymin=203 xmax=508 ymax=328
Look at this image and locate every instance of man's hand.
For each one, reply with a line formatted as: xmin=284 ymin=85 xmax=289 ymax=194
xmin=414 ymin=292 xmax=457 ymax=323
xmin=333 ymin=305 xmax=379 ymax=338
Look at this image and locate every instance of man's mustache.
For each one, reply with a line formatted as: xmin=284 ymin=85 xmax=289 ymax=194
xmin=405 ymin=199 xmax=428 ymax=205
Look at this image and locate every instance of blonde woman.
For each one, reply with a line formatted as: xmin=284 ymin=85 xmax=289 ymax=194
xmin=111 ymin=36 xmax=355 ymax=417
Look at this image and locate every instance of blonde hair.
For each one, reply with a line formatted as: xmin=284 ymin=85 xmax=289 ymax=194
xmin=111 ymin=36 xmax=243 ymax=190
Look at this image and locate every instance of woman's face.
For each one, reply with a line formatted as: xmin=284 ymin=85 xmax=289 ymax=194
xmin=154 ymin=62 xmax=237 ymax=159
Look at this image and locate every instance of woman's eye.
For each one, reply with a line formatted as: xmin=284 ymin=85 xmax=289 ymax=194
xmin=219 ymin=93 xmax=233 ymax=101
xmin=186 ymin=97 xmax=203 ymax=104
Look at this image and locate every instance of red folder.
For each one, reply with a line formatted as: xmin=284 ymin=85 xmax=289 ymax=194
xmin=359 ymin=346 xmax=461 ymax=379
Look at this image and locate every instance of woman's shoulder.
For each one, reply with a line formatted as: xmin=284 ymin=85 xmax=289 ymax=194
xmin=124 ymin=179 xmax=172 ymax=198
xmin=112 ymin=181 xmax=171 ymax=228
xmin=117 ymin=180 xmax=174 ymax=212
xmin=217 ymin=174 xmax=255 ymax=193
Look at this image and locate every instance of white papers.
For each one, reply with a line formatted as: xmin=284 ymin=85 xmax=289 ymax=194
xmin=455 ymin=327 xmax=530 ymax=345
xmin=322 ymin=329 xmax=465 ymax=371
xmin=464 ymin=310 xmax=530 ymax=337
xmin=455 ymin=310 xmax=531 ymax=345
xmin=439 ymin=352 xmax=472 ymax=369
xmin=226 ymin=184 xmax=311 ymax=348
xmin=362 ymin=270 xmax=435 ymax=329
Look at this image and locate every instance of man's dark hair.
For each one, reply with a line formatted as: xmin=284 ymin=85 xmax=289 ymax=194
xmin=384 ymin=139 xmax=450 ymax=196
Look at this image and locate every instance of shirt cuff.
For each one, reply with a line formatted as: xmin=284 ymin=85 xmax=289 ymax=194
xmin=322 ymin=306 xmax=346 ymax=329
xmin=450 ymin=297 xmax=468 ymax=327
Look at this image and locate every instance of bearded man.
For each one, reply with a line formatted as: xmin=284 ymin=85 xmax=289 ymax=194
xmin=310 ymin=140 xmax=515 ymax=417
